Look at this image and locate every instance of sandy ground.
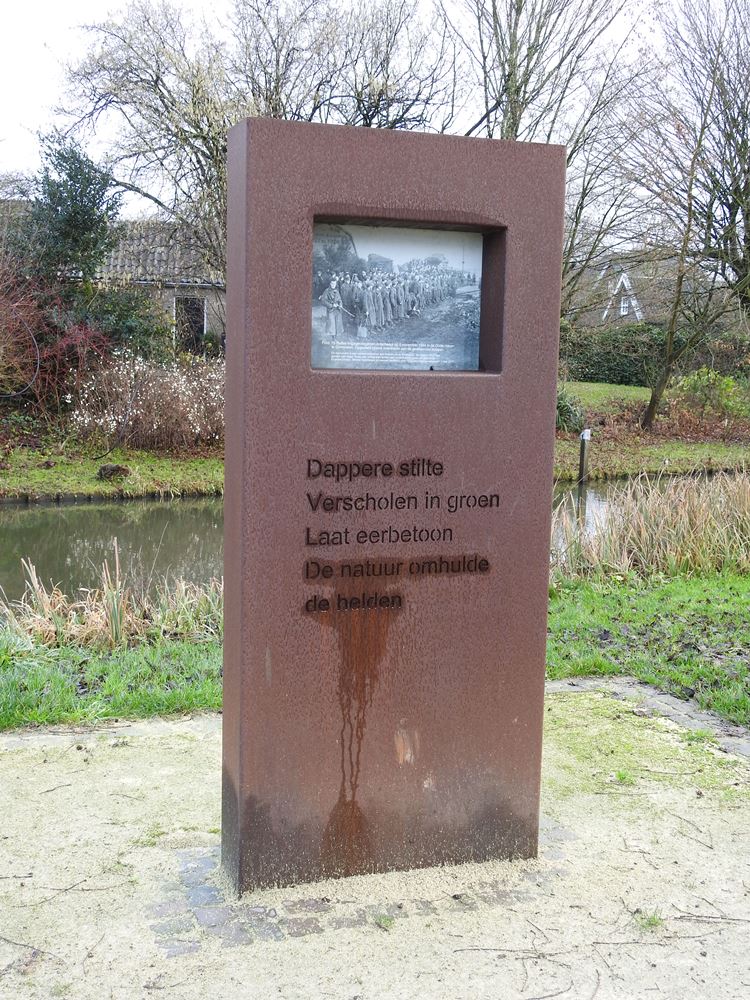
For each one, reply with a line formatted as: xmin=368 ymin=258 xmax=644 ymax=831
xmin=1 ymin=686 xmax=749 ymax=1000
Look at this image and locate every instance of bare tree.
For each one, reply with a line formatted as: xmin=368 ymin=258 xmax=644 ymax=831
xmin=444 ymin=0 xmax=627 ymax=142
xmin=625 ymin=0 xmax=749 ymax=428
xmin=559 ymin=54 xmax=647 ymax=316
xmin=66 ymin=1 xmax=239 ymax=274
xmin=443 ymin=1 xmax=644 ymax=316
xmin=673 ymin=0 xmax=750 ymax=314
xmin=64 ymin=0 xmax=459 ymax=276
xmin=230 ymin=0 xmax=457 ymax=129
xmin=332 ymin=1 xmax=458 ymax=131
xmin=228 ymin=0 xmax=343 ymax=122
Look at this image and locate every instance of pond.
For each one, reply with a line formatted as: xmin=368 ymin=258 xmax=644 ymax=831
xmin=0 ymin=483 xmax=614 ymax=602
xmin=0 ymin=498 xmax=224 ymax=602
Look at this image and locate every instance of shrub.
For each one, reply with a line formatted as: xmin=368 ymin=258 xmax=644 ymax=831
xmin=561 ymin=320 xmax=750 ymax=388
xmin=71 ymin=352 xmax=224 ymax=450
xmin=69 ymin=284 xmax=173 ymax=359
xmin=560 ymin=322 xmax=682 ymax=387
xmin=691 ymin=328 xmax=750 ymax=376
xmin=672 ymin=367 xmax=750 ymax=421
xmin=556 ymin=384 xmax=585 ymax=432
xmin=0 ymin=263 xmax=113 ymax=415
xmin=0 ymin=263 xmax=44 ymax=398
xmin=33 ymin=323 xmax=112 ymax=414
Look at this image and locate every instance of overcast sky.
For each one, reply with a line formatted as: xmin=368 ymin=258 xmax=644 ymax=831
xmin=0 ymin=1 xmax=230 ymax=179
xmin=1 ymin=0 xmax=657 ymax=186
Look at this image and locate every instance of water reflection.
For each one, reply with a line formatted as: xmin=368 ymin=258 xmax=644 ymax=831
xmin=0 ymin=485 xmax=617 ymax=602
xmin=0 ymin=498 xmax=224 ymax=600
xmin=552 ymin=481 xmax=613 ymax=538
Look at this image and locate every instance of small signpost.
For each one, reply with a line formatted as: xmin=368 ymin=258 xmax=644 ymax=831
xmin=578 ymin=428 xmax=592 ymax=486
xmin=222 ymin=119 xmax=565 ymax=892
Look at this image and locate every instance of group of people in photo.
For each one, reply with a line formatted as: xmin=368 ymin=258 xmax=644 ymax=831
xmin=314 ymin=264 xmax=473 ymax=340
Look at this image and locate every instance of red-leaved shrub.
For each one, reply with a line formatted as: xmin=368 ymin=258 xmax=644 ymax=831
xmin=0 ymin=262 xmax=45 ymax=398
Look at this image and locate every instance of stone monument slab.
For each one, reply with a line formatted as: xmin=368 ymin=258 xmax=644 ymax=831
xmin=223 ymin=118 xmax=565 ymax=892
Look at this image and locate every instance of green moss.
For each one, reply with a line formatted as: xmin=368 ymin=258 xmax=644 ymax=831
xmin=543 ymin=692 xmax=749 ymax=802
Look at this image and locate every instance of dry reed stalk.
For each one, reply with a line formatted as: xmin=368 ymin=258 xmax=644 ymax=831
xmin=0 ymin=553 xmax=223 ymax=649
xmin=553 ymin=472 xmax=750 ymax=579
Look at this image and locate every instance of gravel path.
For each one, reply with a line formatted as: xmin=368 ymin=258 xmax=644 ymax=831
xmin=1 ymin=684 xmax=749 ymax=1000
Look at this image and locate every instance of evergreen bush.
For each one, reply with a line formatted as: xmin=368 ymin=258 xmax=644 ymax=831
xmin=560 ymin=322 xmax=673 ymax=387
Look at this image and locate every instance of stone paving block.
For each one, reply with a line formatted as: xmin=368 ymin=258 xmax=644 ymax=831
xmin=539 ymin=817 xmax=579 ymax=843
xmin=329 ymin=910 xmax=368 ymax=929
xmin=179 ymin=857 xmax=218 ymax=887
xmin=147 ymin=899 xmax=189 ymax=919
xmin=150 ymin=916 xmax=196 ymax=936
xmin=194 ymin=905 xmax=233 ymax=929
xmin=283 ymin=898 xmax=333 ymax=915
xmin=412 ymin=899 xmax=439 ymax=915
xmin=220 ymin=923 xmax=252 ymax=948
xmin=448 ymin=893 xmax=478 ymax=910
xmin=543 ymin=846 xmax=567 ymax=861
xmin=187 ymin=884 xmax=223 ymax=906
xmin=364 ymin=903 xmax=402 ymax=920
xmin=181 ymin=871 xmax=211 ymax=888
xmin=244 ymin=917 xmax=285 ymax=942
xmin=282 ymin=917 xmax=323 ymax=937
xmin=179 ymin=854 xmax=216 ymax=873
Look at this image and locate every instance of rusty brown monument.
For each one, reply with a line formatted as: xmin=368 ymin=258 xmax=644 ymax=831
xmin=222 ymin=118 xmax=565 ymax=893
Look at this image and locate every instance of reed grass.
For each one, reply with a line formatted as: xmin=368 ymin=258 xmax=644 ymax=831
xmin=3 ymin=472 xmax=750 ymax=653
xmin=0 ymin=548 xmax=222 ymax=650
xmin=553 ymin=472 xmax=750 ymax=579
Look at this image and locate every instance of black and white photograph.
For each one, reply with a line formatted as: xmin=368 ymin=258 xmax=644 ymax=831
xmin=311 ymin=223 xmax=483 ymax=371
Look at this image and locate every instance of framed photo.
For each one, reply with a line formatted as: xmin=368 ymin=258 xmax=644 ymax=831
xmin=311 ymin=223 xmax=483 ymax=371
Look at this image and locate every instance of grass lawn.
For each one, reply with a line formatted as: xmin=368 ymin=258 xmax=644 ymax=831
xmin=2 ymin=381 xmax=749 ymax=495
xmin=548 ymin=573 xmax=750 ymax=726
xmin=555 ymin=380 xmax=749 ymax=480
xmin=2 ymin=573 xmax=748 ymax=730
xmin=563 ymin=380 xmax=651 ymax=411
xmin=0 ymin=638 xmax=222 ymax=730
xmin=554 ymin=436 xmax=749 ymax=480
xmin=0 ymin=446 xmax=224 ymax=501
xmin=2 ymin=429 xmax=748 ymax=497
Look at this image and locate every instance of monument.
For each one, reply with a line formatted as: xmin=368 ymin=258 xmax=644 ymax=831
xmin=222 ymin=118 xmax=565 ymax=892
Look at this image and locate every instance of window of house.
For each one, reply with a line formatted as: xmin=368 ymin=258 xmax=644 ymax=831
xmin=175 ymin=296 xmax=207 ymax=353
xmin=620 ymin=295 xmax=629 ymax=316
